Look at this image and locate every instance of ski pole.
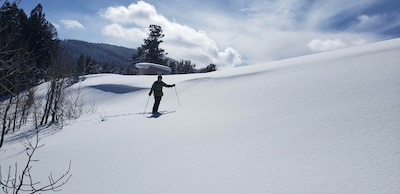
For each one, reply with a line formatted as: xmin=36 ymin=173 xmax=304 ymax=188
xmin=174 ymin=86 xmax=181 ymax=107
xmin=143 ymin=95 xmax=150 ymax=114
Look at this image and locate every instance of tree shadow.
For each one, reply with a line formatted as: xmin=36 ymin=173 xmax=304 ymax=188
xmin=3 ymin=126 xmax=62 ymax=146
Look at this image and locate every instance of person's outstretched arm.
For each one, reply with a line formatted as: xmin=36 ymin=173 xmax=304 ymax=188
xmin=161 ymin=81 xmax=175 ymax=88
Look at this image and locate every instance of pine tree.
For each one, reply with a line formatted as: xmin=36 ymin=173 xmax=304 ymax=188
xmin=132 ymin=24 xmax=167 ymax=65
xmin=0 ymin=2 xmax=29 ymax=95
xmin=26 ymin=4 xmax=59 ymax=80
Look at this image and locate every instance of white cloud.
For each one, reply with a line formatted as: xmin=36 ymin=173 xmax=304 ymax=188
xmin=351 ymin=14 xmax=400 ymax=33
xmin=102 ymin=23 xmax=147 ymax=40
xmin=101 ymin=1 xmax=165 ymax=26
xmin=52 ymin=22 xmax=61 ymax=29
xmin=185 ymin=0 xmax=381 ymax=63
xmin=96 ymin=0 xmax=385 ymax=67
xmin=357 ymin=15 xmax=381 ymax=29
xmin=100 ymin=1 xmax=243 ymax=68
xmin=307 ymin=38 xmax=369 ymax=52
xmin=60 ymin=20 xmax=85 ymax=30
xmin=307 ymin=39 xmax=348 ymax=52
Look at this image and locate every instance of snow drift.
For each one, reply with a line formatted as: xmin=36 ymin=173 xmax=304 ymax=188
xmin=1 ymin=38 xmax=400 ymax=193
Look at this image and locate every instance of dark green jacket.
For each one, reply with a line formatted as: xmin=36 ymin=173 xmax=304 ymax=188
xmin=150 ymin=81 xmax=174 ymax=97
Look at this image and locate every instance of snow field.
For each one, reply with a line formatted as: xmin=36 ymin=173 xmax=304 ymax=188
xmin=1 ymin=38 xmax=400 ymax=193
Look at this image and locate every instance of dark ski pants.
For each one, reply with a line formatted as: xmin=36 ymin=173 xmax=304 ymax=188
xmin=152 ymin=96 xmax=162 ymax=113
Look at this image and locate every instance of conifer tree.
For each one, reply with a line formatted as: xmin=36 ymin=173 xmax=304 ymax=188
xmin=132 ymin=24 xmax=167 ymax=65
xmin=26 ymin=4 xmax=59 ymax=80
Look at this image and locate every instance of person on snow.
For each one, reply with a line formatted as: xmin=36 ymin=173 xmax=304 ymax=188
xmin=149 ymin=75 xmax=175 ymax=114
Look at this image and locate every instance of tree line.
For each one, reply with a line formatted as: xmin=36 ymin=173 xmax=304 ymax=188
xmin=1 ymin=2 xmax=73 ymax=192
xmin=63 ymin=25 xmax=217 ymax=76
xmin=0 ymin=2 xmax=83 ymax=147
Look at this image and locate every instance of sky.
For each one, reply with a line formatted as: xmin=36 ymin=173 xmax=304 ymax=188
xmin=17 ymin=0 xmax=400 ymax=68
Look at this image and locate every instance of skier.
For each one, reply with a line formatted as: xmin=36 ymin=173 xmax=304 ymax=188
xmin=149 ymin=75 xmax=175 ymax=114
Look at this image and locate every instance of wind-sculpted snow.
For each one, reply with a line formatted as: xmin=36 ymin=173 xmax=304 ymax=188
xmin=1 ymin=39 xmax=400 ymax=194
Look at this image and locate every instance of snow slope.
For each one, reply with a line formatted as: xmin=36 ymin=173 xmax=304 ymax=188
xmin=1 ymin=38 xmax=400 ymax=193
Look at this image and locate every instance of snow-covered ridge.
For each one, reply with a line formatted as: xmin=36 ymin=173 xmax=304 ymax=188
xmin=135 ymin=62 xmax=172 ymax=72
xmin=1 ymin=38 xmax=400 ymax=194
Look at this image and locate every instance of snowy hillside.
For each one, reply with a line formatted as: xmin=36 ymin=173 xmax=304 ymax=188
xmin=1 ymin=38 xmax=400 ymax=193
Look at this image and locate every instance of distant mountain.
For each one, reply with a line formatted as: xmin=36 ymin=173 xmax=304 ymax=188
xmin=60 ymin=39 xmax=137 ymax=66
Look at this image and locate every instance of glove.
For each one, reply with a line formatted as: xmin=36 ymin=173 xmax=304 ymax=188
xmin=172 ymin=84 xmax=176 ymax=87
xmin=148 ymin=92 xmax=152 ymax=96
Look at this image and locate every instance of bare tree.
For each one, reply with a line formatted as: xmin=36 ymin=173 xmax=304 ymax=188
xmin=1 ymin=3 xmax=73 ymax=193
xmin=1 ymin=1 xmax=32 ymax=147
xmin=0 ymin=48 xmax=30 ymax=147
xmin=40 ymin=50 xmax=77 ymax=126
xmin=0 ymin=130 xmax=72 ymax=193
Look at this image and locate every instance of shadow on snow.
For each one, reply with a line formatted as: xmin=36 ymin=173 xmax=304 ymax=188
xmin=88 ymin=84 xmax=147 ymax=94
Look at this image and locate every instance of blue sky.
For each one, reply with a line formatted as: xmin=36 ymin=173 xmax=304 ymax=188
xmin=18 ymin=0 xmax=400 ymax=67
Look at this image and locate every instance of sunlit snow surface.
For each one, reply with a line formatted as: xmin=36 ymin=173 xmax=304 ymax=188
xmin=1 ymin=39 xmax=400 ymax=193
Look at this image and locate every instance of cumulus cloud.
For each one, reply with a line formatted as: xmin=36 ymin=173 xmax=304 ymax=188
xmin=60 ymin=19 xmax=85 ymax=30
xmin=177 ymin=0 xmax=381 ymax=64
xmin=102 ymin=23 xmax=147 ymax=39
xmin=307 ymin=39 xmax=347 ymax=52
xmin=101 ymin=1 xmax=165 ymax=26
xmin=307 ymin=38 xmax=368 ymax=52
xmin=95 ymin=0 xmax=389 ymax=66
xmin=100 ymin=1 xmax=242 ymax=68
